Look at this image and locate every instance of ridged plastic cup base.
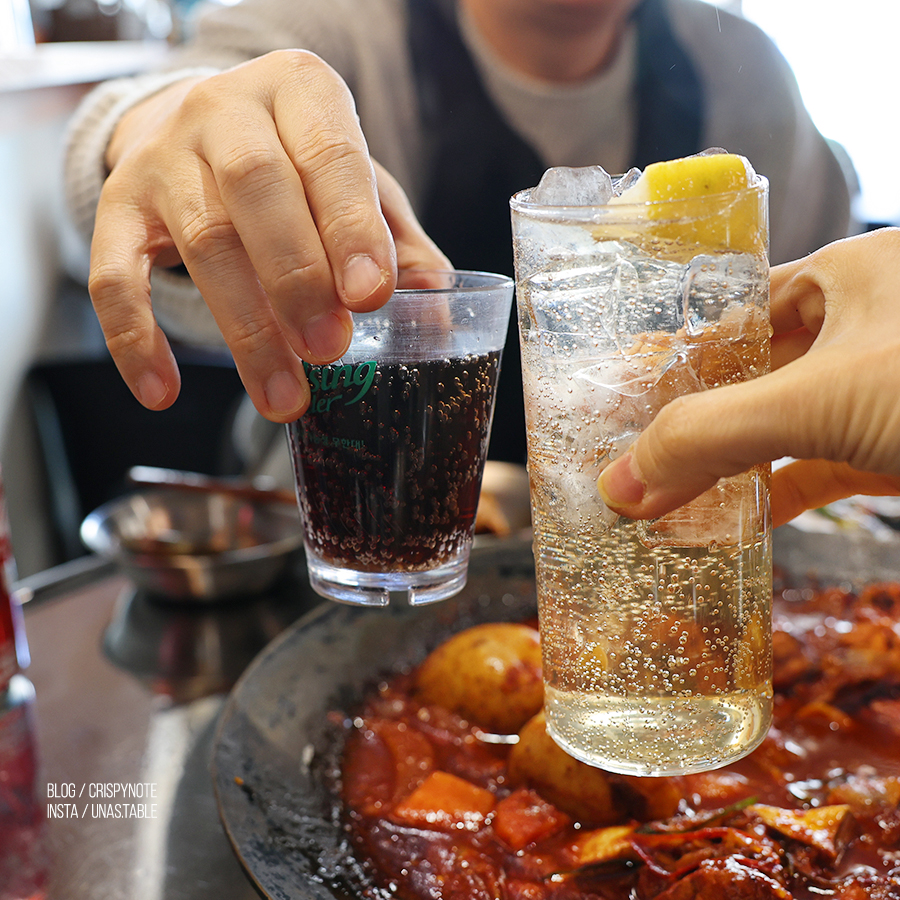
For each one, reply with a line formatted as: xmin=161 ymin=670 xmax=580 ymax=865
xmin=305 ymin=547 xmax=470 ymax=607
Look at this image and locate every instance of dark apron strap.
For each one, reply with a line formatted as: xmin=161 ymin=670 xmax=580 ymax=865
xmin=407 ymin=0 xmax=704 ymax=463
xmin=407 ymin=0 xmax=544 ymax=463
xmin=632 ymin=0 xmax=704 ymax=168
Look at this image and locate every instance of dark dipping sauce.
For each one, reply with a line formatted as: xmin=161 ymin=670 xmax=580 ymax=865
xmin=338 ymin=579 xmax=900 ymax=900
xmin=288 ymin=351 xmax=501 ymax=572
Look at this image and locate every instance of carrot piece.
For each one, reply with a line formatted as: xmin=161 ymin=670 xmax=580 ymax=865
xmin=391 ymin=770 xmax=495 ymax=830
xmin=493 ymin=788 xmax=571 ymax=851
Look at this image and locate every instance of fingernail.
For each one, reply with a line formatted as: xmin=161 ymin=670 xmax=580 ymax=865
xmin=597 ymin=452 xmax=646 ymax=509
xmin=342 ymin=254 xmax=386 ymax=304
xmin=136 ymin=371 xmax=168 ymax=408
xmin=264 ymin=371 xmax=307 ymax=417
xmin=302 ymin=311 xmax=351 ymax=361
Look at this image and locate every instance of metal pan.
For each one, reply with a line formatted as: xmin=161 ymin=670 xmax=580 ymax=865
xmin=212 ymin=538 xmax=538 ymax=900
xmin=211 ymin=525 xmax=900 ymax=899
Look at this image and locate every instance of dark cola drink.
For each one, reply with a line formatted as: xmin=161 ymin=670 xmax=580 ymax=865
xmin=288 ymin=350 xmax=501 ymax=575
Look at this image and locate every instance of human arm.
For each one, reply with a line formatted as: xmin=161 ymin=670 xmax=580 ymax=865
xmin=597 ymin=229 xmax=900 ymax=527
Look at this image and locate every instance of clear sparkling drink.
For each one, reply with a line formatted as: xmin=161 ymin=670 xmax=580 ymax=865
xmin=511 ymin=154 xmax=772 ymax=775
xmin=523 ymin=331 xmax=772 ymax=775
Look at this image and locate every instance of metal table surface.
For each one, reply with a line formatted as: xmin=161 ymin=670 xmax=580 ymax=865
xmin=13 ymin=554 xmax=320 ymax=899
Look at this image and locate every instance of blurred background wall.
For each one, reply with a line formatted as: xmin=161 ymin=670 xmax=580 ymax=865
xmin=1 ymin=0 xmax=897 ymax=575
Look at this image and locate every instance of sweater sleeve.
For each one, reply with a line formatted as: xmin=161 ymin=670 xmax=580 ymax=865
xmin=63 ymin=66 xmax=221 ymax=258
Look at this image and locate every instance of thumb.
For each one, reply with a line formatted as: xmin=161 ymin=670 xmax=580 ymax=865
xmin=596 ymin=369 xmax=804 ymax=519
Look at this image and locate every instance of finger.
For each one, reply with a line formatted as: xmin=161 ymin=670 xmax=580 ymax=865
xmin=206 ymin=129 xmax=355 ymax=365
xmin=160 ymin=161 xmax=312 ymax=422
xmin=596 ymin=366 xmax=821 ymax=519
xmin=89 ymin=190 xmax=181 ymax=411
xmin=191 ymin=73 xmax=352 ymax=363
xmin=768 ymin=230 xmax=900 ymax=340
xmin=769 ymin=254 xmax=825 ymax=336
xmin=270 ymin=52 xmax=398 ymax=314
xmin=772 ymin=459 xmax=900 ymax=527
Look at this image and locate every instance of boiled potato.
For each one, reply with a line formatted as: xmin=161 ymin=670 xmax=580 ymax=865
xmin=508 ymin=712 xmax=618 ymax=826
xmin=508 ymin=712 xmax=681 ymax=826
xmin=414 ymin=622 xmax=543 ymax=734
xmin=616 ymin=771 xmax=682 ymax=821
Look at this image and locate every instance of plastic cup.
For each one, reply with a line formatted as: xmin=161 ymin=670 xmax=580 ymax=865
xmin=286 ymin=269 xmax=514 ymax=607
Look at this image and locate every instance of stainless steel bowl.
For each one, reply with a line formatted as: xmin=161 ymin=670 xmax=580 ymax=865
xmin=80 ymin=488 xmax=304 ymax=601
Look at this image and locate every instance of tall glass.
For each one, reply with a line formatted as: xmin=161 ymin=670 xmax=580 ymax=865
xmin=286 ymin=269 xmax=514 ymax=607
xmin=510 ymin=175 xmax=772 ymax=776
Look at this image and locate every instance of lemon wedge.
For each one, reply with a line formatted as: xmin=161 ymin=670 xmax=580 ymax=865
xmin=605 ymin=152 xmax=765 ymax=257
xmin=617 ymin=152 xmax=751 ymax=204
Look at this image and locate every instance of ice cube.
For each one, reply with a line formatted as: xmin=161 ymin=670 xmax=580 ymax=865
xmin=641 ymin=475 xmax=762 ymax=549
xmin=696 ymin=146 xmax=729 ymax=158
xmin=574 ymin=349 xmax=684 ymax=398
xmin=681 ymin=253 xmax=765 ymax=336
xmin=613 ymin=167 xmax=642 ymax=196
xmin=531 ymin=455 xmax=618 ymax=534
xmin=532 ymin=165 xmax=615 ymax=206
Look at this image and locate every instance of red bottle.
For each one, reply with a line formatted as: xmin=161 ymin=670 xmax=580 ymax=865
xmin=0 ymin=677 xmax=46 ymax=898
xmin=0 ymin=472 xmax=26 ymax=694
xmin=0 ymin=468 xmax=46 ymax=899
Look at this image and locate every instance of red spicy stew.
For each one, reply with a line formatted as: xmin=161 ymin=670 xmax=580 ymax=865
xmin=339 ymin=580 xmax=900 ymax=900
